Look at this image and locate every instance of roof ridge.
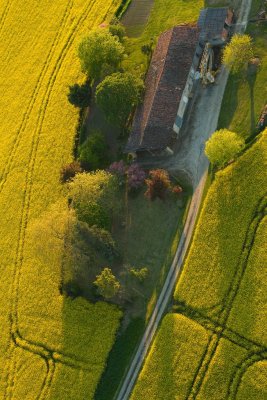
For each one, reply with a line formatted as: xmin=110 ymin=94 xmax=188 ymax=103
xmin=138 ymin=28 xmax=174 ymax=147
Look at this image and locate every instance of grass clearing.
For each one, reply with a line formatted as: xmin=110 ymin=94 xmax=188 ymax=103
xmin=122 ymin=0 xmax=204 ymax=75
xmin=0 ymin=0 xmax=123 ymax=398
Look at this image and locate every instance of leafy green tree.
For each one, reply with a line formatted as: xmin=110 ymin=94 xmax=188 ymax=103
xmin=67 ymin=83 xmax=91 ymax=107
xmin=68 ymin=171 xmax=120 ymax=229
xmin=95 ymin=72 xmax=144 ymax=126
xmin=78 ymin=130 xmax=109 ymax=170
xmin=205 ymin=129 xmax=245 ymax=167
xmin=129 ymin=267 xmax=149 ymax=283
xmin=109 ymin=23 xmax=126 ymax=43
xmin=94 ymin=268 xmax=120 ymax=299
xmin=78 ymin=29 xmax=124 ymax=81
xmin=223 ymin=34 xmax=253 ymax=74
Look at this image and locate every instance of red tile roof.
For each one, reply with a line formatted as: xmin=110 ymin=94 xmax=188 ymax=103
xmin=125 ymin=24 xmax=199 ymax=153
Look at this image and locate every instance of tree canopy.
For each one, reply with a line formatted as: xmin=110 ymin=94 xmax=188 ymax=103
xmin=205 ymin=129 xmax=245 ymax=167
xmin=67 ymin=83 xmax=91 ymax=107
xmin=68 ymin=171 xmax=120 ymax=229
xmin=94 ymin=268 xmax=120 ymax=299
xmin=78 ymin=130 xmax=109 ymax=170
xmin=78 ymin=29 xmax=124 ymax=81
xmin=223 ymin=34 xmax=253 ymax=74
xmin=95 ymin=72 xmax=144 ymax=126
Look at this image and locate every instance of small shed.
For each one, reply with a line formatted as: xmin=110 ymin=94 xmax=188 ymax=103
xmin=125 ymin=25 xmax=199 ymax=156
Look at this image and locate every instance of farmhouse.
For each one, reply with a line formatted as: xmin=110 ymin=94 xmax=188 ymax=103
xmin=125 ymin=25 xmax=199 ymax=157
xmin=125 ymin=8 xmax=234 ymax=158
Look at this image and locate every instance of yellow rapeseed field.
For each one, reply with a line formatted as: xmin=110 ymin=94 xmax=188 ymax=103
xmin=132 ymin=131 xmax=267 ymax=399
xmin=0 ymin=0 xmax=122 ymax=398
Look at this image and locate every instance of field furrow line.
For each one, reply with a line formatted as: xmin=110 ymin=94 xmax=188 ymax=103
xmin=38 ymin=359 xmax=55 ymax=400
xmin=174 ymin=306 xmax=267 ymax=354
xmin=4 ymin=1 xmax=117 ymax=397
xmin=0 ymin=0 xmax=12 ymax=35
xmin=185 ymin=196 xmax=266 ymax=399
xmin=0 ymin=0 xmax=73 ymax=194
xmin=228 ymin=352 xmax=267 ymax=399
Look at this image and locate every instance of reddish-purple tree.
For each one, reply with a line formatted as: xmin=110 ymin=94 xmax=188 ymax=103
xmin=127 ymin=164 xmax=146 ymax=190
xmin=108 ymin=160 xmax=127 ymax=183
xmin=145 ymin=169 xmax=171 ymax=200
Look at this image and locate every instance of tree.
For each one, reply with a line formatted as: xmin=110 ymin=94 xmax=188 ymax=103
xmin=145 ymin=169 xmax=172 ymax=200
xmin=68 ymin=171 xmax=120 ymax=229
xmin=223 ymin=34 xmax=253 ymax=74
xmin=78 ymin=130 xmax=109 ymax=170
xmin=67 ymin=83 xmax=91 ymax=107
xmin=129 ymin=267 xmax=148 ymax=283
xmin=127 ymin=163 xmax=146 ymax=190
xmin=205 ymin=129 xmax=245 ymax=167
xmin=94 ymin=268 xmax=120 ymax=299
xmin=78 ymin=29 xmax=124 ymax=81
xmin=95 ymin=72 xmax=144 ymax=126
xmin=109 ymin=23 xmax=126 ymax=43
xmin=60 ymin=161 xmax=82 ymax=183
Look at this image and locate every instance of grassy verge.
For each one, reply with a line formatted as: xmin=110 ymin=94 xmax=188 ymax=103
xmin=218 ymin=1 xmax=267 ymax=138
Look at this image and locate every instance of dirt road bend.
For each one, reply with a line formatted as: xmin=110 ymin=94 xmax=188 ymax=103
xmin=116 ymin=2 xmax=252 ymax=399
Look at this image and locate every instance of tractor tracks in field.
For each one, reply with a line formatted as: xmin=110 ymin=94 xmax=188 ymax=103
xmin=0 ymin=0 xmax=12 ymax=35
xmin=179 ymin=195 xmax=267 ymax=400
xmin=0 ymin=0 xmax=74 ymax=195
xmin=3 ymin=0 xmax=117 ymax=398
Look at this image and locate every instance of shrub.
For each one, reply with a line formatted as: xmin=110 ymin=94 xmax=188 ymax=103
xmin=94 ymin=268 xmax=121 ymax=300
xmin=78 ymin=130 xmax=109 ymax=170
xmin=145 ymin=169 xmax=171 ymax=200
xmin=127 ymin=163 xmax=146 ymax=190
xmin=109 ymin=24 xmax=126 ymax=43
xmin=129 ymin=267 xmax=149 ymax=283
xmin=60 ymin=161 xmax=82 ymax=183
xmin=205 ymin=129 xmax=245 ymax=168
xmin=223 ymin=34 xmax=253 ymax=74
xmin=67 ymin=83 xmax=91 ymax=108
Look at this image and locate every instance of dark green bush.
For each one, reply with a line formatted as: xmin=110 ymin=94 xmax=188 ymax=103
xmin=78 ymin=130 xmax=109 ymax=170
xmin=68 ymin=82 xmax=91 ymax=108
xmin=60 ymin=161 xmax=82 ymax=183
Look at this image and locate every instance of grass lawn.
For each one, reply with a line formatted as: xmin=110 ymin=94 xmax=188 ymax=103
xmin=122 ymin=0 xmax=204 ymax=75
xmin=96 ymin=186 xmax=190 ymax=400
xmin=218 ymin=1 xmax=267 ymax=138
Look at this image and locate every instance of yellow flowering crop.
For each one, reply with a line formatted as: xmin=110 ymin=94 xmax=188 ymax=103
xmin=0 ymin=0 xmax=122 ymax=398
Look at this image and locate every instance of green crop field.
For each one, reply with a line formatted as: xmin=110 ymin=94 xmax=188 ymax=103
xmin=0 ymin=0 xmax=123 ymax=398
xmin=132 ymin=130 xmax=267 ymax=399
